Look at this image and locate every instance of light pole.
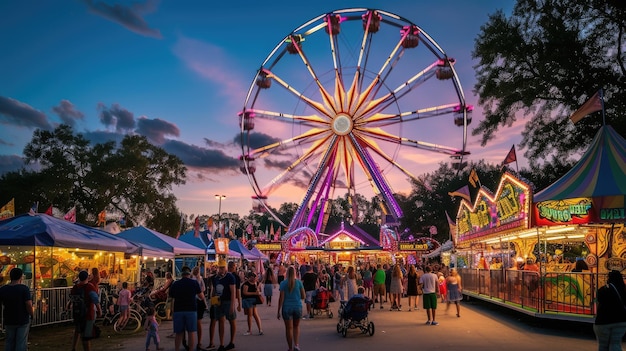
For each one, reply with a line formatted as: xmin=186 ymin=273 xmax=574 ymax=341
xmin=215 ymin=195 xmax=226 ymax=237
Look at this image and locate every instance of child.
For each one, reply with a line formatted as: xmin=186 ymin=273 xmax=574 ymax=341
xmin=144 ymin=307 xmax=163 ymax=351
xmin=117 ymin=281 xmax=131 ymax=329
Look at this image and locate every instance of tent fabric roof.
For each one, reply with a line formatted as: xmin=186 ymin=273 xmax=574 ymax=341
xmin=0 ymin=214 xmax=132 ymax=252
xmin=117 ymin=226 xmax=205 ymax=255
xmin=178 ymin=230 xmax=210 ymax=249
xmin=229 ymin=240 xmax=258 ymax=260
xmin=249 ymin=246 xmax=269 ymax=260
xmin=535 ymin=125 xmax=626 ymax=202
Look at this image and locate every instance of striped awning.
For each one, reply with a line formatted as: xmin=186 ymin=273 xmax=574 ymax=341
xmin=534 ymin=125 xmax=626 ymax=202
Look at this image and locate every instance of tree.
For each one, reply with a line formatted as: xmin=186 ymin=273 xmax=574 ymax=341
xmin=1 ymin=124 xmax=187 ymax=235
xmin=473 ymin=0 xmax=626 ymax=164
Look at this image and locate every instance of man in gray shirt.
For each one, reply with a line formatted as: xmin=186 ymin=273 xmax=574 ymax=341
xmin=419 ymin=265 xmax=440 ymax=325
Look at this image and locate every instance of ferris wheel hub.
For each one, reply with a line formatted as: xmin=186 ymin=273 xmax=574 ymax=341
xmin=332 ymin=113 xmax=353 ymax=136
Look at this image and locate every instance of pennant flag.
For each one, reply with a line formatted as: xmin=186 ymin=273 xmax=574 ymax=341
xmin=45 ymin=205 xmax=54 ymax=216
xmin=176 ymin=213 xmax=184 ymax=239
xmin=269 ymin=223 xmax=275 ymax=237
xmin=207 ymin=217 xmax=214 ymax=229
xmin=0 ymin=198 xmax=15 ymax=219
xmin=468 ymin=168 xmax=480 ymax=188
xmin=445 ymin=210 xmax=457 ymax=246
xmin=246 ymin=223 xmax=254 ymax=235
xmin=448 ymin=185 xmax=471 ymax=202
xmin=194 ymin=216 xmax=200 ymax=238
xmin=29 ymin=202 xmax=38 ymax=215
xmin=63 ymin=206 xmax=76 ymax=223
xmin=570 ymin=90 xmax=603 ymax=124
xmin=96 ymin=210 xmax=106 ymax=226
xmin=274 ymin=226 xmax=281 ymax=241
xmin=502 ymin=145 xmax=517 ymax=165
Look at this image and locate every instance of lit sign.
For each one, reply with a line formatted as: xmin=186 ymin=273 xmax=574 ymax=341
xmin=255 ymin=243 xmax=282 ymax=251
xmin=215 ymin=238 xmax=229 ymax=255
xmin=457 ymin=172 xmax=531 ymax=242
xmin=399 ymin=243 xmax=429 ymax=251
xmin=325 ymin=234 xmax=360 ymax=249
xmin=535 ymin=198 xmax=593 ymax=225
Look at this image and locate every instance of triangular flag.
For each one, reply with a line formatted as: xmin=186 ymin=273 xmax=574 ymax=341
xmin=448 ymin=185 xmax=471 ymax=202
xmin=194 ymin=216 xmax=200 ymax=238
xmin=468 ymin=168 xmax=480 ymax=188
xmin=96 ymin=210 xmax=106 ymax=226
xmin=63 ymin=206 xmax=76 ymax=223
xmin=29 ymin=202 xmax=38 ymax=215
xmin=0 ymin=198 xmax=15 ymax=219
xmin=570 ymin=90 xmax=603 ymax=124
xmin=45 ymin=205 xmax=54 ymax=216
xmin=502 ymin=145 xmax=517 ymax=165
xmin=207 ymin=217 xmax=214 ymax=229
xmin=445 ymin=210 xmax=457 ymax=246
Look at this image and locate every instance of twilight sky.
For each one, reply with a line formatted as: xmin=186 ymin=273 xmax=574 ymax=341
xmin=0 ymin=0 xmax=522 ymax=218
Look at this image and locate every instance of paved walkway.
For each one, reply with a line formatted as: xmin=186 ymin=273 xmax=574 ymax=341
xmin=98 ymin=296 xmax=599 ymax=351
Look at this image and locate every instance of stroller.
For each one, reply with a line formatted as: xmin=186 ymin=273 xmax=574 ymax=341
xmin=336 ymin=296 xmax=374 ymax=337
xmin=312 ymin=287 xmax=334 ymax=318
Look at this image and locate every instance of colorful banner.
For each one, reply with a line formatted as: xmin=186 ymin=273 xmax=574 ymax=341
xmin=534 ymin=196 xmax=625 ymax=225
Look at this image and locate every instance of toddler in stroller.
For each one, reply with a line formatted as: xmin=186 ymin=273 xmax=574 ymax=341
xmin=312 ymin=287 xmax=334 ymax=318
xmin=336 ymin=287 xmax=374 ymax=337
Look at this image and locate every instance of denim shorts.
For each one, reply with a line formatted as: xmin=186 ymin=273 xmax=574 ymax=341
xmin=173 ymin=311 xmax=197 ymax=333
xmin=215 ymin=301 xmax=236 ymax=321
xmin=281 ymin=306 xmax=302 ymax=321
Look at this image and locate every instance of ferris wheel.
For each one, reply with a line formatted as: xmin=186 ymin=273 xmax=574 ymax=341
xmin=239 ymin=8 xmax=471 ymax=233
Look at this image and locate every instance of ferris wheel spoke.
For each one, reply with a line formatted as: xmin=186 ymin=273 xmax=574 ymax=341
xmin=353 ymin=134 xmax=419 ymax=182
xmin=250 ymin=109 xmax=328 ymax=127
xmin=358 ymin=127 xmax=466 ymax=156
xmin=263 ymin=69 xmax=334 ymax=119
xmin=260 ymin=136 xmax=334 ymax=196
xmin=359 ymin=103 xmax=460 ymax=127
xmin=248 ymin=128 xmax=331 ymax=158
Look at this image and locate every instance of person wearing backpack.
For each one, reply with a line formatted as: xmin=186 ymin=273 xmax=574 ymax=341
xmin=69 ymin=270 xmax=101 ymax=351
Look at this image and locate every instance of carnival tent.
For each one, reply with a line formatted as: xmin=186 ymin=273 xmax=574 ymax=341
xmin=534 ymin=125 xmax=626 ymax=202
xmin=117 ymin=226 xmax=205 ymax=255
xmin=249 ymin=246 xmax=269 ymax=260
xmin=178 ymin=230 xmax=240 ymax=258
xmin=229 ymin=239 xmax=258 ymax=260
xmin=0 ymin=213 xmax=133 ymax=252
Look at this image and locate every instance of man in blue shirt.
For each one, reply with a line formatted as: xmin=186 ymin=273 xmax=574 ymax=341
xmin=170 ymin=266 xmax=204 ymax=351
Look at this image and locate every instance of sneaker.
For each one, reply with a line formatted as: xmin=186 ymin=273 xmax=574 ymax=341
xmin=217 ymin=346 xmax=225 ymax=351
xmin=244 ymin=331 xmax=251 ymax=336
xmin=225 ymin=343 xmax=235 ymax=350
xmin=259 ymin=331 xmax=264 ymax=335
xmin=425 ymin=320 xmax=431 ymax=325
xmin=431 ymin=321 xmax=439 ymax=326
xmin=309 ymin=313 xmax=314 ymax=319
xmin=379 ymin=305 xmax=383 ymax=309
xmin=294 ymin=346 xmax=301 ymax=351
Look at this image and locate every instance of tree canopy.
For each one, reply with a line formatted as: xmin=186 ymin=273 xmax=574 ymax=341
xmin=0 ymin=124 xmax=186 ymax=234
xmin=473 ymin=0 xmax=626 ymax=164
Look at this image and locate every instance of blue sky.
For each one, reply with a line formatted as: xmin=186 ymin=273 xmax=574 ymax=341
xmin=0 ymin=0 xmax=521 ymax=218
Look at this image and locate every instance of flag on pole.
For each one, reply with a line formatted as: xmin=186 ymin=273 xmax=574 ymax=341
xmin=448 ymin=185 xmax=471 ymax=202
xmin=274 ymin=226 xmax=281 ymax=241
xmin=468 ymin=168 xmax=481 ymax=188
xmin=570 ymin=90 xmax=603 ymax=124
xmin=0 ymin=198 xmax=15 ymax=219
xmin=445 ymin=210 xmax=457 ymax=246
xmin=63 ymin=206 xmax=76 ymax=223
xmin=29 ymin=202 xmax=38 ymax=215
xmin=45 ymin=205 xmax=54 ymax=216
xmin=175 ymin=213 xmax=184 ymax=239
xmin=502 ymin=145 xmax=517 ymax=165
xmin=194 ymin=216 xmax=200 ymax=238
xmin=96 ymin=210 xmax=106 ymax=226
xmin=207 ymin=217 xmax=214 ymax=229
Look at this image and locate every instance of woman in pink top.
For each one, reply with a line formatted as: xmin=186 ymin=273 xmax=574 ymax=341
xmin=117 ymin=281 xmax=132 ymax=328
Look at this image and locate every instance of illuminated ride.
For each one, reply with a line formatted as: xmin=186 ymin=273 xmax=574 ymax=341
xmin=239 ymin=8 xmax=471 ymax=233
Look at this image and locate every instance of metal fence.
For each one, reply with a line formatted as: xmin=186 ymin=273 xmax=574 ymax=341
xmin=459 ymin=268 xmax=597 ymax=322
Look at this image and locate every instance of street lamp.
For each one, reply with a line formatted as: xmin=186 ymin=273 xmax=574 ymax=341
xmin=215 ymin=195 xmax=226 ymax=237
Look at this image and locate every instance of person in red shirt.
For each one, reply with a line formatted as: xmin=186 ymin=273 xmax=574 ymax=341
xmin=70 ymin=270 xmax=101 ymax=351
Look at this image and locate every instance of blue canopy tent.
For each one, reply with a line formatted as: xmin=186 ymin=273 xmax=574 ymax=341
xmin=0 ymin=213 xmax=137 ymax=290
xmin=229 ymin=239 xmax=258 ymax=260
xmin=178 ymin=230 xmax=239 ymax=259
xmin=117 ymin=226 xmax=205 ymax=255
xmin=249 ymin=246 xmax=269 ymax=260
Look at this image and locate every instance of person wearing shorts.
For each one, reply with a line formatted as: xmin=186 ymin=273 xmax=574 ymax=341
xmin=277 ymin=266 xmax=305 ymax=351
xmin=170 ymin=266 xmax=203 ymax=351
xmin=373 ymin=264 xmax=386 ymax=309
xmin=419 ymin=265 xmax=440 ymax=326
